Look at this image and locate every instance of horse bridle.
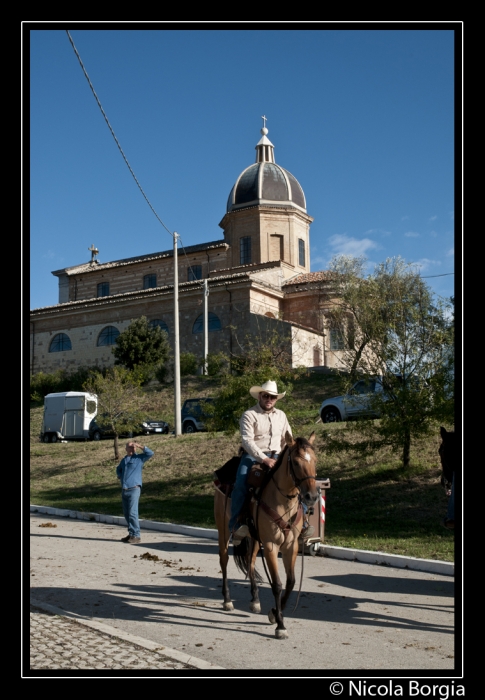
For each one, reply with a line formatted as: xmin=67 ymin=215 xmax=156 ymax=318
xmin=287 ymin=444 xmax=317 ymax=489
xmin=254 ymin=442 xmax=318 ymax=611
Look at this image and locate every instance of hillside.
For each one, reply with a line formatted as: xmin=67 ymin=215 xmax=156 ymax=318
xmin=29 ymin=374 xmax=454 ymax=561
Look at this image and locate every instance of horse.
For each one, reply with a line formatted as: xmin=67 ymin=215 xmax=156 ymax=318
xmin=439 ymin=426 xmax=456 ymax=494
xmin=213 ymin=431 xmax=319 ymax=639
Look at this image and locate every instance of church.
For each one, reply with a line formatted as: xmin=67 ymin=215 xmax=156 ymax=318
xmin=29 ymin=125 xmax=346 ymax=376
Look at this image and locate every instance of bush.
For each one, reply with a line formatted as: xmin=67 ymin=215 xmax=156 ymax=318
xmin=112 ymin=316 xmax=170 ymax=372
xmin=180 ymin=352 xmax=199 ymax=376
xmin=30 ymin=367 xmax=99 ymax=402
xmin=207 ymin=370 xmax=293 ymax=434
xmin=154 ymin=362 xmax=170 ymax=384
xmin=206 ymin=352 xmax=229 ymax=377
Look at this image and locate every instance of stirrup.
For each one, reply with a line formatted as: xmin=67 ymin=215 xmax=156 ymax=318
xmin=232 ymin=524 xmax=249 ymax=542
xmin=299 ymin=523 xmax=315 ymax=540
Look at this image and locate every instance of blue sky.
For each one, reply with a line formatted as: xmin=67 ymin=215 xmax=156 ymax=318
xmin=28 ymin=25 xmax=459 ymax=311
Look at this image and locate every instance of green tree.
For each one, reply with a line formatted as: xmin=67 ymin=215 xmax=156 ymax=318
xmin=323 ymin=256 xmax=454 ymax=467
xmin=179 ymin=352 xmax=198 ymax=376
xmin=230 ymin=327 xmax=294 ymax=376
xmin=207 ymin=327 xmax=310 ymax=433
xmin=84 ymin=366 xmax=145 ymax=460
xmin=206 ymin=352 xmax=229 ymax=377
xmin=112 ymin=316 xmax=170 ymax=383
xmin=30 ymin=366 xmax=100 ymax=403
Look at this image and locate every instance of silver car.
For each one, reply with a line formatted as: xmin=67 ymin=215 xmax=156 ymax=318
xmin=319 ymin=378 xmax=384 ymax=423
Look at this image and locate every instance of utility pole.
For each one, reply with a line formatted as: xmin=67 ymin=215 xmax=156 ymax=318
xmin=173 ymin=233 xmax=181 ymax=436
xmin=203 ymin=278 xmax=209 ymax=375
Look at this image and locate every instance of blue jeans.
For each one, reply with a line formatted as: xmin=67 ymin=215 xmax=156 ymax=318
xmin=229 ymin=454 xmax=260 ymax=531
xmin=122 ymin=486 xmax=141 ymax=537
xmin=447 ymin=473 xmax=454 ymax=521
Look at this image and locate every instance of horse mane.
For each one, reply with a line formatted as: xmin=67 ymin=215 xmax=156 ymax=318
xmin=266 ymin=437 xmax=315 ymax=483
xmin=272 ymin=445 xmax=288 ymax=471
xmin=273 ymin=437 xmax=314 ymax=468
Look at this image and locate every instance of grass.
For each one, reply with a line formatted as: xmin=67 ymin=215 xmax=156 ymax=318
xmin=29 ymin=374 xmax=455 ymax=562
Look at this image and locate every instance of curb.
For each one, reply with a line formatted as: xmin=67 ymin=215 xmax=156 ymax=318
xmin=30 ymin=504 xmax=454 ymax=577
xmin=30 ymin=598 xmax=226 ymax=670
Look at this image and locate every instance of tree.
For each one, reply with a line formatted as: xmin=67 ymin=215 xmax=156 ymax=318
xmin=112 ymin=316 xmax=170 ymax=383
xmin=84 ymin=366 xmax=145 ymax=460
xmin=322 ymin=256 xmax=454 ymax=467
xmin=230 ymin=326 xmax=295 ymax=376
xmin=206 ymin=330 xmax=302 ymax=433
xmin=179 ymin=352 xmax=198 ymax=376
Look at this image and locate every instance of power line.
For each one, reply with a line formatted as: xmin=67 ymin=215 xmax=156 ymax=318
xmin=66 ymin=32 xmax=206 ymax=292
xmin=66 ymin=30 xmax=174 ymax=239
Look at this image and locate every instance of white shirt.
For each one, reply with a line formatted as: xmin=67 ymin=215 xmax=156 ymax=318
xmin=240 ymin=402 xmax=292 ymax=462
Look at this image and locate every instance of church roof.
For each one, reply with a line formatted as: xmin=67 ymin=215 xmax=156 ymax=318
xmin=226 ymin=124 xmax=306 ymax=213
xmin=283 ymin=271 xmax=331 ymax=288
xmin=52 ymin=240 xmax=228 ymax=277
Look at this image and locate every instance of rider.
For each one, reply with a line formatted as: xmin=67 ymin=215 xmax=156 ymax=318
xmin=229 ymin=380 xmax=314 ymax=542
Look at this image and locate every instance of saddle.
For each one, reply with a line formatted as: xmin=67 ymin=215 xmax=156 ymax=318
xmin=214 ymin=456 xmax=270 ymax=496
xmin=213 ymin=456 xmax=240 ymax=496
xmin=214 ymin=456 xmax=274 ymax=539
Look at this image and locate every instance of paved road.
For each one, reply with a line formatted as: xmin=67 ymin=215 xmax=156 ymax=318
xmin=28 ymin=512 xmax=456 ymax=676
xmin=30 ymin=603 xmax=201 ymax=671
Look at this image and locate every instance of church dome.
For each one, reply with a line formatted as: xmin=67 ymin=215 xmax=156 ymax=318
xmin=226 ymin=125 xmax=307 ymax=213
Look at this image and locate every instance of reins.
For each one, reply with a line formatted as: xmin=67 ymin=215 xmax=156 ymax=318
xmin=253 ymin=442 xmax=316 ymax=607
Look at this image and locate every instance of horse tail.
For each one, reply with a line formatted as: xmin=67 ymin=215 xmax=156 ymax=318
xmin=233 ymin=538 xmax=263 ymax=584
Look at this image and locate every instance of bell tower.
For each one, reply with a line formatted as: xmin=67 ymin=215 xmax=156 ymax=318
xmin=219 ymin=120 xmax=313 ymax=277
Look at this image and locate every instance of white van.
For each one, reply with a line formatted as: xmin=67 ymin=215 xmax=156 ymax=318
xmin=41 ymin=392 xmax=98 ymax=443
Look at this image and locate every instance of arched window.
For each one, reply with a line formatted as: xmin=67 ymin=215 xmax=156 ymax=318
xmin=149 ymin=319 xmax=169 ymax=336
xmin=97 ymin=326 xmax=120 ymax=346
xmin=192 ymin=312 xmax=222 ymax=334
xmin=49 ymin=333 xmax=72 ymax=352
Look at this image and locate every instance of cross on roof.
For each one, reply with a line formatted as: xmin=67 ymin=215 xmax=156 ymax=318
xmin=88 ymin=244 xmax=99 ymax=262
xmin=261 ymin=115 xmax=267 ymax=129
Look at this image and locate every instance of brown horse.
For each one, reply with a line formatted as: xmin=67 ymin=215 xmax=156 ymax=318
xmin=213 ymin=431 xmax=319 ymax=639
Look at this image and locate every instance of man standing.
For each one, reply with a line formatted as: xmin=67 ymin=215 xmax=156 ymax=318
xmin=229 ymin=380 xmax=313 ymax=541
xmin=116 ymin=441 xmax=154 ymax=544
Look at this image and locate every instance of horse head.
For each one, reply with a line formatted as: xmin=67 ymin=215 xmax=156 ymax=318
xmin=284 ymin=431 xmax=319 ymax=509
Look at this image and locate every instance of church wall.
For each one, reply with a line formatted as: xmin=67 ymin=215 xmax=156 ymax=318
xmin=29 ymin=281 xmax=254 ymax=375
xmin=260 ymin=208 xmax=311 ymax=273
xmin=221 ymin=206 xmax=312 ymax=275
xmin=283 ymin=290 xmax=326 ymax=332
xmin=290 ymin=326 xmax=325 ymax=368
xmin=248 ymin=287 xmax=282 ymax=319
xmin=64 ymin=247 xmax=229 ymax=303
xmin=221 ymin=209 xmax=262 ymax=269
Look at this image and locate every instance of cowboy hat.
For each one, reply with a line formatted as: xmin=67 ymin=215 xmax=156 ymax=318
xmin=249 ymin=380 xmax=286 ymax=400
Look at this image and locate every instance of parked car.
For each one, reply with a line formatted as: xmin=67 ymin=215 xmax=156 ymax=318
xmin=89 ymin=416 xmax=130 ymax=441
xmin=319 ymin=375 xmax=426 ymax=423
xmin=140 ymin=419 xmax=170 ymax=435
xmin=88 ymin=415 xmax=169 ymax=441
xmin=181 ymin=398 xmax=214 ymax=434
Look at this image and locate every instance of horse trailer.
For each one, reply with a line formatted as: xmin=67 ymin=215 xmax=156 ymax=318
xmin=40 ymin=391 xmax=98 ymax=443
